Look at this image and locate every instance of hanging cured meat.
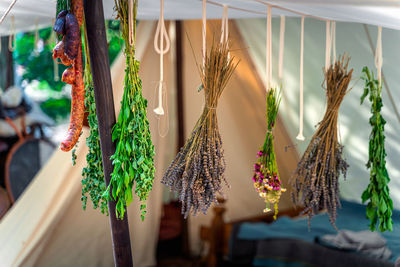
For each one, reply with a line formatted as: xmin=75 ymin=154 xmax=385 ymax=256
xmin=52 ymin=0 xmax=85 ymax=152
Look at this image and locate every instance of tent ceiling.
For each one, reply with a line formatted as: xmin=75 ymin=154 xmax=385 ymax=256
xmin=0 ymin=0 xmax=400 ymax=35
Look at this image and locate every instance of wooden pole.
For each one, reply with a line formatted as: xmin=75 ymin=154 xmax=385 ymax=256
xmin=175 ymin=21 xmax=185 ymax=150
xmin=83 ymin=1 xmax=133 ymax=266
xmin=0 ymin=36 xmax=13 ymax=90
xmin=5 ymin=38 xmax=13 ymax=89
xmin=175 ymin=20 xmax=190 ymax=256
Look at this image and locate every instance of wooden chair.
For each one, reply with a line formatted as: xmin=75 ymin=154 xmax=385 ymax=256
xmin=200 ymin=198 xmax=303 ymax=267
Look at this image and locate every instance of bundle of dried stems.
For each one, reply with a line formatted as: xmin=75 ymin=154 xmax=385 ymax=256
xmin=291 ymin=56 xmax=352 ymax=227
xmin=162 ymin=41 xmax=238 ymax=217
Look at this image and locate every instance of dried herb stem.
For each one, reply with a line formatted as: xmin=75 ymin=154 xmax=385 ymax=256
xmin=291 ymin=56 xmax=352 ymax=228
xmin=162 ymin=41 xmax=237 ymax=217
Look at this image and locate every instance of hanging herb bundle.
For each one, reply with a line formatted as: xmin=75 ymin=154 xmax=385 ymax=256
xmin=360 ymin=66 xmax=393 ymax=232
xmin=80 ymin=22 xmax=108 ymax=215
xmin=162 ymin=41 xmax=237 ymax=218
xmin=253 ymin=89 xmax=285 ymax=219
xmin=108 ymin=0 xmax=155 ymax=220
xmin=291 ymin=56 xmax=351 ymax=228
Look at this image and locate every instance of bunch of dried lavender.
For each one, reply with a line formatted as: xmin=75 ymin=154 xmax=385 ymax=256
xmin=162 ymin=41 xmax=237 ymax=218
xmin=291 ymin=56 xmax=352 ymax=228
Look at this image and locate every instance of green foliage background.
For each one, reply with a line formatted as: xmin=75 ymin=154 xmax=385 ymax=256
xmin=14 ymin=20 xmax=122 ymax=123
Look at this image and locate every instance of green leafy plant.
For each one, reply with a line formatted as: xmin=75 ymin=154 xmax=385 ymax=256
xmin=252 ymin=89 xmax=285 ymax=219
xmin=14 ymin=19 xmax=122 ymax=123
xmin=80 ymin=22 xmax=108 ymax=215
xmin=360 ymin=66 xmax=393 ymax=232
xmin=107 ymin=0 xmax=155 ymax=220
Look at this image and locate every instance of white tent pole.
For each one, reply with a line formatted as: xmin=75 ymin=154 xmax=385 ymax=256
xmin=206 ymin=0 xmax=265 ymax=15
xmin=0 ymin=0 xmax=17 ymax=25
xmin=251 ymin=0 xmax=328 ymax=22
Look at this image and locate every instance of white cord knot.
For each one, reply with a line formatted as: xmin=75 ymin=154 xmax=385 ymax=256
xmin=153 ymin=0 xmax=170 ymax=116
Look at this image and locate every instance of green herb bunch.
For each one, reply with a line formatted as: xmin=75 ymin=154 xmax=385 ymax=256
xmin=360 ymin=66 xmax=393 ymax=232
xmin=108 ymin=0 xmax=155 ymax=220
xmin=80 ymin=22 xmax=108 ymax=215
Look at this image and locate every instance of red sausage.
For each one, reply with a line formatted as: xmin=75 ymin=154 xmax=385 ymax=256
xmin=59 ymin=0 xmax=84 ymax=152
xmin=53 ymin=10 xmax=68 ymax=35
xmin=64 ymin=13 xmax=80 ymax=60
xmin=62 ymin=67 xmax=75 ymax=85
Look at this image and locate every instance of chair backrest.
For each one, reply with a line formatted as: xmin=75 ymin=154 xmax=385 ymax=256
xmin=0 ymin=187 xmax=10 ymax=219
xmin=5 ymin=138 xmax=55 ymax=203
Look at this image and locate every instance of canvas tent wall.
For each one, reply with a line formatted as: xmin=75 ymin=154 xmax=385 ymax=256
xmin=0 ymin=19 xmax=298 ymax=266
xmin=0 ymin=1 xmax=399 ymax=266
xmin=236 ymin=17 xmax=400 ymax=207
xmin=2 ymin=0 xmax=400 ymax=36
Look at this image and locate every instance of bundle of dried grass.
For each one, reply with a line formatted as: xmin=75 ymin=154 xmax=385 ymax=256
xmin=162 ymin=41 xmax=237 ymax=218
xmin=291 ymin=56 xmax=352 ymax=227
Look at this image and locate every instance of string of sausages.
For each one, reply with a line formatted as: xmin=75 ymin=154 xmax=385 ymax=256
xmin=52 ymin=0 xmax=85 ymax=152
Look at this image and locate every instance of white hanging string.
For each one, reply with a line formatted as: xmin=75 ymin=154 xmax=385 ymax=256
xmin=278 ymin=15 xmax=285 ymax=81
xmin=265 ymin=5 xmax=272 ymax=90
xmin=34 ymin=18 xmax=39 ymax=56
xmin=153 ymin=0 xmax=170 ymax=116
xmin=325 ymin=21 xmax=337 ymax=74
xmin=296 ymin=16 xmax=305 ymax=141
xmin=202 ymin=0 xmax=207 ymax=70
xmin=331 ymin=21 xmax=336 ymax=62
xmin=325 ymin=21 xmax=331 ymax=72
xmin=0 ymin=0 xmax=17 ymax=25
xmin=375 ymin=26 xmax=383 ymax=86
xmin=128 ymin=0 xmax=134 ymax=46
xmin=8 ymin=15 xmax=16 ymax=52
xmin=220 ymin=5 xmax=229 ymax=44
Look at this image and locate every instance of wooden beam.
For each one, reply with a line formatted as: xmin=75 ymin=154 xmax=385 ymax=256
xmin=175 ymin=20 xmax=190 ymax=256
xmin=176 ymin=20 xmax=185 ymax=150
xmin=5 ymin=38 xmax=13 ymax=89
xmin=0 ymin=36 xmax=13 ymax=90
xmin=83 ymin=1 xmax=133 ymax=266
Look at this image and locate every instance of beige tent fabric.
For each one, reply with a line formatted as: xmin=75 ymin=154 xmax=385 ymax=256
xmin=236 ymin=18 xmax=400 ymax=207
xmin=0 ymin=131 xmax=90 ymax=267
xmin=0 ymin=20 xmax=178 ymax=267
xmin=177 ymin=20 xmax=299 ymax=254
xmin=0 ymin=18 xmax=299 ymax=265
